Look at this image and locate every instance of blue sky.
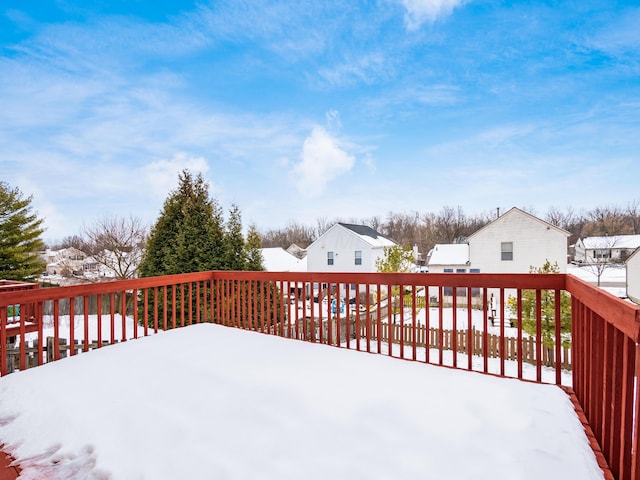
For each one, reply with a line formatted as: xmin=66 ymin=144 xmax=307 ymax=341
xmin=1 ymin=1 xmax=639 ymax=241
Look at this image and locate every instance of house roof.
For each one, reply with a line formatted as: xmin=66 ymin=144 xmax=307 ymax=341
xmin=428 ymin=244 xmax=469 ymax=266
xmin=338 ymin=223 xmax=396 ymax=248
xmin=468 ymin=207 xmax=571 ymax=240
xmin=624 ymin=246 xmax=640 ymax=265
xmin=581 ymin=234 xmax=640 ymax=250
xmin=260 ymin=247 xmax=307 ymax=272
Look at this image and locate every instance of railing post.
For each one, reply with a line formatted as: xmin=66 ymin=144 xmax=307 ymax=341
xmin=632 ymin=342 xmax=640 ymax=480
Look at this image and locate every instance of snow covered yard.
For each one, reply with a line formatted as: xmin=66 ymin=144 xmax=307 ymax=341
xmin=0 ymin=323 xmax=602 ymax=479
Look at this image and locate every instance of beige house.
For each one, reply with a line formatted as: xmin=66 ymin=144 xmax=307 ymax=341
xmin=427 ymin=207 xmax=570 ymax=274
xmin=468 ymin=207 xmax=570 ymax=273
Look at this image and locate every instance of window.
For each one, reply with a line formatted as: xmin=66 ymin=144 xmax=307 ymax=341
xmin=470 ymin=268 xmax=480 ymax=273
xmin=327 ymin=251 xmax=334 ymax=266
xmin=456 ymin=268 xmax=466 ymax=273
xmin=354 ymin=250 xmax=362 ymax=265
xmin=501 ymin=242 xmax=513 ymax=261
xmin=444 ymin=268 xmax=453 ymax=273
xmin=594 ymin=249 xmax=611 ymax=259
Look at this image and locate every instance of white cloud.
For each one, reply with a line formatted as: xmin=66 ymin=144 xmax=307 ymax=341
xmin=400 ymin=0 xmax=468 ymax=29
xmin=290 ymin=127 xmax=355 ymax=197
xmin=139 ymin=153 xmax=210 ymax=200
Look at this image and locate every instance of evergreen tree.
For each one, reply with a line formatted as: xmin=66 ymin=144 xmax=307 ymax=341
xmin=224 ymin=204 xmax=247 ymax=270
xmin=139 ymin=170 xmax=225 ymax=277
xmin=245 ymin=224 xmax=265 ymax=271
xmin=0 ymin=182 xmax=46 ymax=281
xmin=507 ymin=260 xmax=572 ymax=347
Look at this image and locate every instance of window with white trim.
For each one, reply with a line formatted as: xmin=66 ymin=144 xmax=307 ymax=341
xmin=327 ymin=251 xmax=334 ymax=266
xmin=354 ymin=250 xmax=362 ymax=265
xmin=501 ymin=242 xmax=513 ymax=261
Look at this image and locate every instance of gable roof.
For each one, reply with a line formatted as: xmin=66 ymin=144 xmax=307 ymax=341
xmin=337 ymin=223 xmax=397 ymax=248
xmin=428 ymin=244 xmax=469 ymax=266
xmin=625 ymin=246 xmax=640 ymax=265
xmin=581 ymin=234 xmax=640 ymax=250
xmin=260 ymin=248 xmax=307 ymax=272
xmin=468 ymin=207 xmax=570 ymax=240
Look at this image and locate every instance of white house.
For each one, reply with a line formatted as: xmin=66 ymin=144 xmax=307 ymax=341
xmin=306 ymin=223 xmax=396 ymax=273
xmin=427 ymin=244 xmax=471 ymax=274
xmin=260 ymin=247 xmax=307 ymax=272
xmin=42 ymin=247 xmax=96 ymax=276
xmin=626 ymin=247 xmax=640 ymax=305
xmin=468 ymin=207 xmax=570 ymax=273
xmin=427 ymin=208 xmax=570 ymax=274
xmin=574 ymin=234 xmax=640 ymax=264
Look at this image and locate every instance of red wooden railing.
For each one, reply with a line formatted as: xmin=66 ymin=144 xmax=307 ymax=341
xmin=1 ymin=271 xmax=639 ymax=479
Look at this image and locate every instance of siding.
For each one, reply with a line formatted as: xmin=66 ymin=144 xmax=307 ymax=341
xmin=306 ymin=225 xmax=387 ymax=273
xmin=469 ymin=209 xmax=569 ymax=274
xmin=627 ymin=250 xmax=640 ymax=305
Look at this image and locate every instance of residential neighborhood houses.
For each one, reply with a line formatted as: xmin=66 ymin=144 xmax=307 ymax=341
xmin=306 ymin=223 xmax=397 ymax=273
xmin=573 ymin=234 xmax=640 ymax=264
xmin=29 ymin=208 xmax=640 ymax=305
xmin=426 ymin=208 xmax=570 ymax=274
xmin=39 ymin=247 xmax=133 ymax=285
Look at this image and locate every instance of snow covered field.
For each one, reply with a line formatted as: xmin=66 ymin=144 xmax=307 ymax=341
xmin=0 ymin=323 xmax=602 ymax=479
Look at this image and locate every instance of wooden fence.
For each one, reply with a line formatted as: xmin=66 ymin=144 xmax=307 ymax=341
xmin=371 ymin=322 xmax=571 ymax=370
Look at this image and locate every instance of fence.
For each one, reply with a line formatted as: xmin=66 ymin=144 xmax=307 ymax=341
xmin=370 ymin=323 xmax=572 ymax=370
xmin=1 ymin=271 xmax=639 ymax=479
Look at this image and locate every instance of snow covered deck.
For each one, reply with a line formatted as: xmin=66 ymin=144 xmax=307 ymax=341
xmin=1 ymin=271 xmax=638 ymax=479
xmin=0 ymin=324 xmax=605 ymax=479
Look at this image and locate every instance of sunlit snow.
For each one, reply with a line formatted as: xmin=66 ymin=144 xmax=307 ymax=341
xmin=0 ymin=323 xmax=603 ymax=479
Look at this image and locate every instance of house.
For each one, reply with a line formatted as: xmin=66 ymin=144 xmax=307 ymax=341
xmin=427 ymin=208 xmax=570 ymax=274
xmin=425 ymin=208 xmax=570 ymax=312
xmin=42 ymin=247 xmax=94 ymax=276
xmin=626 ymin=247 xmax=640 ymax=305
xmin=574 ymin=234 xmax=640 ymax=264
xmin=286 ymin=244 xmax=307 ymax=260
xmin=426 ymin=244 xmax=470 ymax=274
xmin=468 ymin=207 xmax=570 ymax=273
xmin=306 ymin=223 xmax=397 ymax=273
xmin=260 ymin=248 xmax=307 ymax=272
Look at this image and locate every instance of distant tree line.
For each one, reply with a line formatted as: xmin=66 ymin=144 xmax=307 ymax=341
xmin=259 ymin=201 xmax=640 ymax=255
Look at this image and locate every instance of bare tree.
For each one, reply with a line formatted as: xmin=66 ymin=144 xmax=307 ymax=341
xmin=260 ymin=221 xmax=316 ymax=249
xmin=582 ymin=235 xmax=620 ymax=287
xmin=625 ymin=199 xmax=640 ymax=234
xmin=49 ymin=234 xmax=86 ymax=251
xmin=83 ymin=215 xmax=148 ymax=279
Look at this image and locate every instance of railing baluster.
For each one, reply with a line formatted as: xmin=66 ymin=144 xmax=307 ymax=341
xmin=499 ymin=287 xmax=505 ymax=377
xmin=467 ymin=288 xmax=472 ymax=371
xmin=452 ymin=287 xmax=457 ymax=368
xmin=83 ymin=296 xmax=89 ymax=352
xmin=516 ymin=289 xmax=522 ymax=379
xmin=121 ymin=290 xmax=127 ymax=342
xmin=437 ymin=286 xmax=443 ymax=365
xmin=133 ymin=289 xmax=138 ymax=340
xmin=70 ymin=297 xmax=76 ymax=356
xmin=97 ymin=295 xmax=103 ymax=348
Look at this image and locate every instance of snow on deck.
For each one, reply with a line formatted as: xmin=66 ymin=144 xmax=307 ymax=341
xmin=0 ymin=323 xmax=602 ymax=479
